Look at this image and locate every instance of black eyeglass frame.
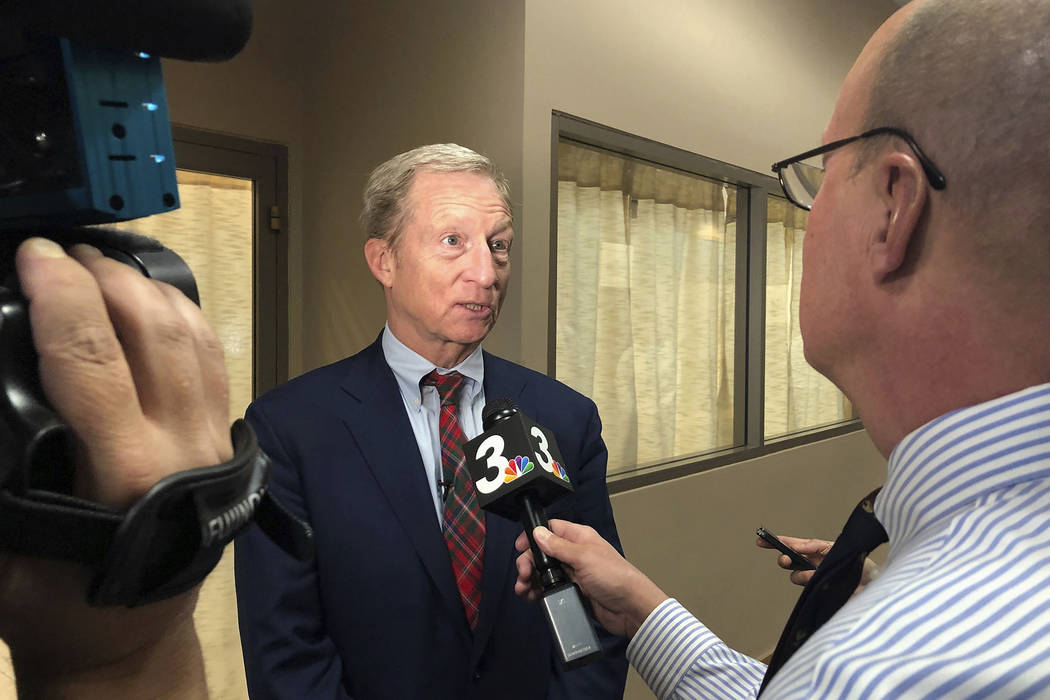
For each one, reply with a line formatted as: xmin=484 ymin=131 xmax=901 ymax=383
xmin=770 ymin=126 xmax=947 ymax=211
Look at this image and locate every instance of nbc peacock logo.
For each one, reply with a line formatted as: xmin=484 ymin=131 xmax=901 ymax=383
xmin=504 ymin=455 xmax=534 ymax=483
xmin=552 ymin=461 xmax=570 ymax=482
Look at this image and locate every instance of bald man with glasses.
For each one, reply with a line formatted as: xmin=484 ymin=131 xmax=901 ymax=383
xmin=514 ymin=0 xmax=1050 ymax=697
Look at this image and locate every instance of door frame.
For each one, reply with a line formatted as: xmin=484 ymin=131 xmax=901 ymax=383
xmin=171 ymin=126 xmax=289 ymax=397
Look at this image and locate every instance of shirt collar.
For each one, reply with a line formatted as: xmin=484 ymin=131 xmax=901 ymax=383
xmin=876 ymin=382 xmax=1050 ymax=550
xmin=381 ymin=324 xmax=485 ymax=405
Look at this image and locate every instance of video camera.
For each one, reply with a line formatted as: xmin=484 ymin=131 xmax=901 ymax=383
xmin=0 ymin=0 xmax=311 ymax=607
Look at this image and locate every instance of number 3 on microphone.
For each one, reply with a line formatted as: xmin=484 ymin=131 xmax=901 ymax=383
xmin=530 ymin=426 xmax=557 ymax=474
xmin=474 ymin=435 xmax=507 ymax=495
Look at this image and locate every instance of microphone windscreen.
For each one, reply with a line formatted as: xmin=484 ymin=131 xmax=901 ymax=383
xmin=482 ymin=397 xmax=518 ymax=424
xmin=1 ymin=0 xmax=253 ymax=62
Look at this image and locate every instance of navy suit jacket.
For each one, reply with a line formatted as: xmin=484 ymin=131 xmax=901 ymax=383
xmin=235 ymin=335 xmax=628 ymax=699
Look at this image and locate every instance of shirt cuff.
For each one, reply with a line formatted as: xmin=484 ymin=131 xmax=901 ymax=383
xmin=627 ymin=598 xmax=721 ymax=698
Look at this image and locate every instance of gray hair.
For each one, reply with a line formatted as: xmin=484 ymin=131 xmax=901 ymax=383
xmin=360 ymin=143 xmax=512 ymax=246
xmin=858 ymin=0 xmax=1050 ymax=236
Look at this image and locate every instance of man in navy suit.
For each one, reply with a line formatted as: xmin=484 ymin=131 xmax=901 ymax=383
xmin=235 ymin=144 xmax=628 ymax=699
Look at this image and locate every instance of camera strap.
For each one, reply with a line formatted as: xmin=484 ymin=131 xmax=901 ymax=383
xmin=0 ymin=419 xmax=313 ymax=606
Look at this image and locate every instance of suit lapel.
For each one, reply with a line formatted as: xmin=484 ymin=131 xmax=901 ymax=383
xmin=339 ymin=339 xmax=470 ymax=647
xmin=472 ymin=353 xmax=529 ymax=663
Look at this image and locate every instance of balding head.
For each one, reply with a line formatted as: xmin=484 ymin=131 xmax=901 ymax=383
xmin=859 ymin=0 xmax=1050 ymax=268
xmin=799 ymin=0 xmax=1050 ymax=454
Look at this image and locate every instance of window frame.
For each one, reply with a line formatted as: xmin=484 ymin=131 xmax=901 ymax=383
xmin=550 ymin=112 xmax=861 ymax=494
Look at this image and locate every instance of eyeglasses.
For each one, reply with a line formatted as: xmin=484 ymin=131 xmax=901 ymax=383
xmin=770 ymin=126 xmax=947 ymax=211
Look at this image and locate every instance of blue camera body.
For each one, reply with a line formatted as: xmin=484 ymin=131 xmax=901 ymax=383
xmin=0 ymin=35 xmax=178 ymax=229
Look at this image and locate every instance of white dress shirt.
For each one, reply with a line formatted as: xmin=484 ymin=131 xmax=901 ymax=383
xmin=629 ymin=382 xmax=1050 ymax=699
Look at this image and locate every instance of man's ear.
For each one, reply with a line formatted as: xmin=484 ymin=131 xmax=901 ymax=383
xmin=364 ymin=237 xmax=395 ymax=287
xmin=870 ymin=151 xmax=928 ymax=281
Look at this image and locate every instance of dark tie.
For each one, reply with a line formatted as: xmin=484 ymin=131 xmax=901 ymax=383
xmin=759 ymin=488 xmax=888 ymax=694
xmin=421 ymin=370 xmax=485 ymax=628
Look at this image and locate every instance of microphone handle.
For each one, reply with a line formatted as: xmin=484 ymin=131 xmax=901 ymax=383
xmin=519 ymin=492 xmax=604 ymax=669
xmin=520 ymin=492 xmax=567 ymax=589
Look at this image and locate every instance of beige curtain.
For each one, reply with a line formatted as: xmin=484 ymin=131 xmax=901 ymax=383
xmin=764 ymin=199 xmax=851 ymax=437
xmin=556 ymin=141 xmax=852 ymax=476
xmin=556 ymin=141 xmax=736 ymax=474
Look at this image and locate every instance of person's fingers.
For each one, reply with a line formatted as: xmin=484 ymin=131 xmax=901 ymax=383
xmin=779 ymin=536 xmax=832 ymax=556
xmin=156 ymin=282 xmax=232 ymax=461
xmin=18 ymin=239 xmax=233 ymax=507
xmin=532 ymin=524 xmax=587 ymax=565
xmin=517 ymin=588 xmax=541 ymax=603
xmin=513 ymin=548 xmax=547 ymax=603
xmin=514 ymin=550 xmax=540 ymax=600
xmin=775 ymin=553 xmax=814 ymax=573
xmin=514 ymin=529 xmax=531 ymax=554
xmin=69 ymin=247 xmax=204 ymax=424
xmin=546 ymin=518 xmax=599 ymax=544
xmin=17 ymin=239 xmax=142 ymax=426
xmin=69 ymin=246 xmax=230 ymax=467
xmin=16 ymin=239 xmax=147 ymax=504
xmin=790 ymin=569 xmax=815 ymax=586
xmin=515 ymin=548 xmax=535 ymax=580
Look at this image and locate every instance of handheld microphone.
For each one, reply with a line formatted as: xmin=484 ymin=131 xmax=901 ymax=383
xmin=463 ymin=399 xmax=603 ymax=669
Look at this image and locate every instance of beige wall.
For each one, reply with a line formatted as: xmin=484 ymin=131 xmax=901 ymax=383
xmin=157 ymin=2 xmax=895 ymax=699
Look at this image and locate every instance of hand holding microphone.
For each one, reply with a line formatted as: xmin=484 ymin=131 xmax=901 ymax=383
xmin=513 ymin=520 xmax=670 ymax=640
xmin=469 ymin=400 xmax=670 ymax=641
xmin=462 ymin=399 xmax=604 ymax=668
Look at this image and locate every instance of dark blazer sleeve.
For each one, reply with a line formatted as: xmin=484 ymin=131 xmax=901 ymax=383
xmin=236 ymin=400 xmax=353 ymax=700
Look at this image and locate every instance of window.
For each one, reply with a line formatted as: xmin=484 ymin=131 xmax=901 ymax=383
xmin=555 ymin=139 xmax=738 ymax=471
xmin=764 ymin=195 xmax=853 ymax=440
xmin=551 ymin=114 xmax=857 ymax=485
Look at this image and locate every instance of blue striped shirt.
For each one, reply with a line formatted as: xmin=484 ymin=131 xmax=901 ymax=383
xmin=628 ymin=383 xmax=1050 ymax=699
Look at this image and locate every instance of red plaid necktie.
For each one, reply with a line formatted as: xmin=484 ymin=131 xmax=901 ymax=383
xmin=421 ymin=369 xmax=485 ymax=628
